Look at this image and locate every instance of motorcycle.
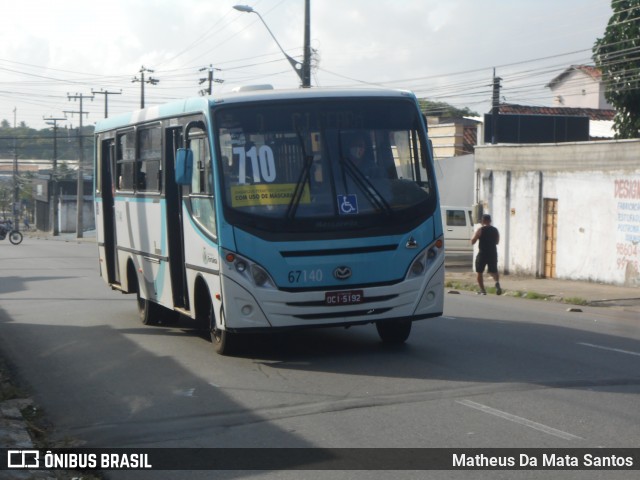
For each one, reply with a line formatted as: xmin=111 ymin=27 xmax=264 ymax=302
xmin=0 ymin=221 xmax=23 ymax=245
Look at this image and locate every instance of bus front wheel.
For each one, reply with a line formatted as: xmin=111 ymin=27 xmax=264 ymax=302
xmin=210 ymin=309 xmax=237 ymax=356
xmin=376 ymin=320 xmax=412 ymax=344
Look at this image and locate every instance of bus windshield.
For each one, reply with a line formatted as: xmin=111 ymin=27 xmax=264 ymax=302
xmin=215 ymin=97 xmax=435 ymax=234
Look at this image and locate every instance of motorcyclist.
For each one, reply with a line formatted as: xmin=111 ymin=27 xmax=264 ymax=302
xmin=0 ymin=219 xmax=13 ymax=237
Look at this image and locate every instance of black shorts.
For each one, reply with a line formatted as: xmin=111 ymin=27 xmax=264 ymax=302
xmin=475 ymin=254 xmax=498 ymax=274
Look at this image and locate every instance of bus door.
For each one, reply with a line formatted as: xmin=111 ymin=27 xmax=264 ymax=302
xmin=165 ymin=127 xmax=189 ymax=309
xmin=100 ymin=138 xmax=120 ymax=284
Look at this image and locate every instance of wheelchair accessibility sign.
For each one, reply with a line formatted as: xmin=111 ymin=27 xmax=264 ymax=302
xmin=338 ymin=194 xmax=359 ymax=215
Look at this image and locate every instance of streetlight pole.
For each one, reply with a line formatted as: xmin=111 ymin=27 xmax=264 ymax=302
xmin=234 ymin=3 xmax=311 ymax=87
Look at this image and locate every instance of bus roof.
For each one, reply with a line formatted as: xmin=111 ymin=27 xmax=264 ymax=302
xmin=212 ymin=87 xmax=415 ymax=104
xmin=94 ymin=88 xmax=418 ymax=133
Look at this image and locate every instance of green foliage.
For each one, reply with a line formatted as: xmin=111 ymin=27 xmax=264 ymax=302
xmin=54 ymin=162 xmax=77 ymax=181
xmin=0 ymin=122 xmax=94 ymax=161
xmin=593 ymin=0 xmax=640 ymax=138
xmin=418 ymin=99 xmax=479 ymax=118
xmin=0 ymin=181 xmax=11 ymax=217
xmin=563 ymin=297 xmax=588 ymax=306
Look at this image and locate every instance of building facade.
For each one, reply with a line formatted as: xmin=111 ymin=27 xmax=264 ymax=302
xmin=475 ymin=139 xmax=640 ymax=287
xmin=546 ymin=65 xmax=613 ymax=110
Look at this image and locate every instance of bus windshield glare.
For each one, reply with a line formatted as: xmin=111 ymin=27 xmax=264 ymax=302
xmin=215 ymin=98 xmax=435 ymax=234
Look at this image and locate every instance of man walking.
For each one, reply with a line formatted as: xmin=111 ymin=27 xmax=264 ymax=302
xmin=471 ymin=214 xmax=502 ymax=295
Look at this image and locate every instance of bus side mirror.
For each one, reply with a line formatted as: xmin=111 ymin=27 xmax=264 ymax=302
xmin=175 ymin=148 xmax=193 ymax=185
xmin=423 ymin=139 xmax=434 ymax=169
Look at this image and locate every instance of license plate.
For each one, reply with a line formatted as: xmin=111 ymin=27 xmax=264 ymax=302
xmin=325 ymin=290 xmax=364 ymax=305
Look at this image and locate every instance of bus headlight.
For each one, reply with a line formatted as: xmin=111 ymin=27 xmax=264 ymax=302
xmin=251 ymin=264 xmax=274 ymax=288
xmin=406 ymin=237 xmax=443 ymax=279
xmin=223 ymin=249 xmax=276 ymax=289
xmin=408 ymin=250 xmax=427 ymax=278
xmin=409 ymin=252 xmax=426 ymax=277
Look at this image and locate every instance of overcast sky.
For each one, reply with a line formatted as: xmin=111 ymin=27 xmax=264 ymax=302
xmin=0 ymin=0 xmax=612 ymax=130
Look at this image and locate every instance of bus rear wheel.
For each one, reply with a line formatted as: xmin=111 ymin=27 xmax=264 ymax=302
xmin=376 ymin=320 xmax=412 ymax=344
xmin=137 ymin=290 xmax=160 ymax=325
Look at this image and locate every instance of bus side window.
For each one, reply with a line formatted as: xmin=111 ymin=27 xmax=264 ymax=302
xmin=137 ymin=126 xmax=162 ymax=193
xmin=189 ymin=135 xmax=216 ymax=237
xmin=116 ymin=130 xmax=136 ymax=191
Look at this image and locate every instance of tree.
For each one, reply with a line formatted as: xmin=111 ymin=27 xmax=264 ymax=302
xmin=418 ymin=99 xmax=479 ymax=118
xmin=0 ymin=178 xmax=14 ymax=219
xmin=0 ymin=122 xmax=94 ymax=161
xmin=593 ymin=0 xmax=640 ymax=138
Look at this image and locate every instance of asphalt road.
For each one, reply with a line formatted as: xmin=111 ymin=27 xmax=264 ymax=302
xmin=1 ymin=238 xmax=639 ymax=480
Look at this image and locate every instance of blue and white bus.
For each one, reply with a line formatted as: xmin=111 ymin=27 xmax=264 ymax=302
xmin=94 ymin=88 xmax=444 ymax=354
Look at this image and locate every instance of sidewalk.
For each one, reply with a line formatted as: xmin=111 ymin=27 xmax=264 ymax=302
xmin=25 ymin=229 xmax=96 ymax=243
xmin=446 ymin=270 xmax=640 ymax=313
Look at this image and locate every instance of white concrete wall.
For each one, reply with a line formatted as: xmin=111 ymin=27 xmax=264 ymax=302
xmin=475 ymin=140 xmax=640 ymax=287
xmin=59 ymin=196 xmax=95 ymax=234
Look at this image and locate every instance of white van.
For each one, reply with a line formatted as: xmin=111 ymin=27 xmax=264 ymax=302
xmin=441 ymin=206 xmax=474 ymax=252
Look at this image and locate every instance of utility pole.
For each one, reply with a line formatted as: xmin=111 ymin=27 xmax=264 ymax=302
xmin=44 ymin=115 xmax=67 ymax=236
xmin=66 ymin=92 xmax=94 ymax=239
xmin=92 ymin=88 xmax=122 ymax=118
xmin=132 ymin=66 xmax=159 ymax=108
xmin=12 ymin=108 xmax=18 ymax=228
xmin=199 ymin=65 xmax=224 ymax=96
xmin=302 ymin=0 xmax=311 ymax=88
xmin=491 ymin=68 xmax=502 ymax=145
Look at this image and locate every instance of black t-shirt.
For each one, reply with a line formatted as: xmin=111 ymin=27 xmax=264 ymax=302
xmin=478 ymin=225 xmax=499 ymax=259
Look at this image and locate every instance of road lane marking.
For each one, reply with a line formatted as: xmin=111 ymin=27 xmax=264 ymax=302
xmin=456 ymin=399 xmax=583 ymax=441
xmin=578 ymin=342 xmax=640 ymax=357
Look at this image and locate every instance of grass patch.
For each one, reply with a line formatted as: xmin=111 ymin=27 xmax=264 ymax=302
xmin=446 ymin=279 xmax=589 ymax=306
xmin=523 ymin=291 xmax=551 ymax=300
xmin=446 ymin=276 xmax=591 ymax=307
xmin=446 ymin=280 xmax=477 ymax=291
xmin=0 ymin=359 xmax=28 ymax=401
xmin=563 ymin=297 xmax=589 ymax=306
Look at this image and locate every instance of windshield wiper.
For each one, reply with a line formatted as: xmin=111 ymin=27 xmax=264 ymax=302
xmin=285 ymin=130 xmax=314 ymax=221
xmin=340 ymin=156 xmax=393 ymax=215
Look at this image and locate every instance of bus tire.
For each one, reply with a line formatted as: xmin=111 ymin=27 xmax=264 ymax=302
xmin=210 ymin=309 xmax=236 ymax=356
xmin=160 ymin=307 xmax=180 ymax=324
xmin=137 ymin=290 xmax=160 ymax=325
xmin=376 ymin=320 xmax=412 ymax=344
